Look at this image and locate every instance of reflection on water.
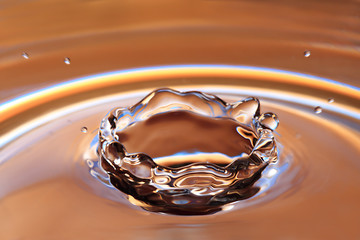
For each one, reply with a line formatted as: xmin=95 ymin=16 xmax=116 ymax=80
xmin=0 ymin=65 xmax=359 ymax=239
xmin=0 ymin=0 xmax=359 ymax=238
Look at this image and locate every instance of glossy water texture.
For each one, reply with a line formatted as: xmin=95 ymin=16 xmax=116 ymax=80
xmin=1 ymin=0 xmax=360 ymax=238
xmin=98 ymin=89 xmax=278 ymax=215
xmin=0 ymin=65 xmax=359 ymax=239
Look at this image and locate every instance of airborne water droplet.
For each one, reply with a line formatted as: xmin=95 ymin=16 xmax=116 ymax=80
xmin=64 ymin=57 xmax=71 ymax=65
xmin=304 ymin=50 xmax=311 ymax=57
xmin=314 ymin=106 xmax=322 ymax=114
xmin=328 ymin=98 xmax=335 ymax=103
xmin=81 ymin=127 xmax=88 ymax=133
xmin=22 ymin=52 xmax=29 ymax=59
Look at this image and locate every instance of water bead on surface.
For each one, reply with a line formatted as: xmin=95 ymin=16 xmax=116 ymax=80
xmin=258 ymin=112 xmax=279 ymax=131
xmin=304 ymin=50 xmax=311 ymax=57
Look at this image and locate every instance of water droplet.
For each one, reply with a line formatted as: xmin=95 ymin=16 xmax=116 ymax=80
xmin=304 ymin=50 xmax=311 ymax=57
xmin=314 ymin=106 xmax=322 ymax=114
xmin=64 ymin=57 xmax=71 ymax=65
xmin=81 ymin=127 xmax=88 ymax=133
xmin=258 ymin=112 xmax=279 ymax=130
xmin=328 ymin=98 xmax=334 ymax=103
xmin=22 ymin=52 xmax=29 ymax=59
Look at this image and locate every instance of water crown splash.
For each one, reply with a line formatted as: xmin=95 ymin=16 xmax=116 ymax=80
xmin=98 ymin=88 xmax=279 ymax=215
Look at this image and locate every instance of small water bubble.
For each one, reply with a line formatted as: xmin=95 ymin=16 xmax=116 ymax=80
xmin=328 ymin=98 xmax=335 ymax=103
xmin=22 ymin=52 xmax=29 ymax=59
xmin=314 ymin=106 xmax=322 ymax=114
xmin=64 ymin=57 xmax=71 ymax=65
xmin=304 ymin=50 xmax=311 ymax=57
xmin=81 ymin=127 xmax=88 ymax=133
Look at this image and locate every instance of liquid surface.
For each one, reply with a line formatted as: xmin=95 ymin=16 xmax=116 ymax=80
xmin=0 ymin=66 xmax=359 ymax=239
xmin=1 ymin=0 xmax=360 ymax=237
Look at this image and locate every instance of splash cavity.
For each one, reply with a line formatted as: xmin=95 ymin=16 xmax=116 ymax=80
xmin=98 ymin=89 xmax=279 ymax=215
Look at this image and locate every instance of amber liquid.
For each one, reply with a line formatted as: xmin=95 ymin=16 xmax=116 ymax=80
xmin=1 ymin=0 xmax=360 ymax=238
xmin=1 ymin=78 xmax=359 ymax=238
